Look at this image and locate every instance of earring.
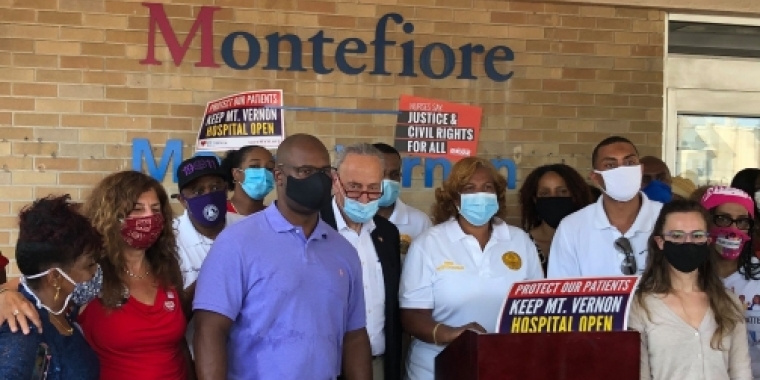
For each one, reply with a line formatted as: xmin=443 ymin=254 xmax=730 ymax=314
xmin=53 ymin=283 xmax=60 ymax=301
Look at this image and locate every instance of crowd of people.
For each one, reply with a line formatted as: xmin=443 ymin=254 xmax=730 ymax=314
xmin=0 ymin=133 xmax=758 ymax=380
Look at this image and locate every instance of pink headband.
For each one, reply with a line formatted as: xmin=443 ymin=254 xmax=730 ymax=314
xmin=700 ymin=186 xmax=755 ymax=218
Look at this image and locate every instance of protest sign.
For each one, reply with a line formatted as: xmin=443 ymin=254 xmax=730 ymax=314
xmin=393 ymin=95 xmax=482 ymax=162
xmin=196 ymin=90 xmax=284 ymax=151
xmin=496 ymin=276 xmax=640 ymax=334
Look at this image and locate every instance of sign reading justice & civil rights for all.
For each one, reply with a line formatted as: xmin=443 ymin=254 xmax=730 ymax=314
xmin=496 ymin=276 xmax=640 ymax=334
xmin=196 ymin=90 xmax=285 ymax=151
xmin=393 ymin=95 xmax=482 ymax=162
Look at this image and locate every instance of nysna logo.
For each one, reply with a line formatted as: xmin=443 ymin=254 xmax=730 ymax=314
xmin=140 ymin=3 xmax=515 ymax=81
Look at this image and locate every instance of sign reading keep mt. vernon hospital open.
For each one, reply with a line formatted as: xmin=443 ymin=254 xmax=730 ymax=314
xmin=497 ymin=276 xmax=640 ymax=334
xmin=196 ymin=90 xmax=284 ymax=151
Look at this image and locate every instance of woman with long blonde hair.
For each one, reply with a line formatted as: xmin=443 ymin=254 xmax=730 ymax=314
xmin=629 ymin=199 xmax=750 ymax=379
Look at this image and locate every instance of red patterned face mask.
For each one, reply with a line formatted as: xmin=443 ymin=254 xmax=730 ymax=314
xmin=120 ymin=214 xmax=164 ymax=250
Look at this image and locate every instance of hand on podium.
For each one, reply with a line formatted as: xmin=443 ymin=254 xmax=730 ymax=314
xmin=442 ymin=322 xmax=486 ymax=344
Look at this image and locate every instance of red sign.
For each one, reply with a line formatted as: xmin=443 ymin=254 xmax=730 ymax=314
xmin=393 ymin=95 xmax=482 ymax=162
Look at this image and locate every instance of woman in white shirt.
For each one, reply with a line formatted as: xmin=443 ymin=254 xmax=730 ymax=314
xmin=697 ymin=185 xmax=760 ymax=378
xmin=629 ymin=199 xmax=750 ymax=380
xmin=399 ymin=156 xmax=544 ymax=380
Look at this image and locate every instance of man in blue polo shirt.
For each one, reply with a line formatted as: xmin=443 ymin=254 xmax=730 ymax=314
xmin=193 ymin=134 xmax=372 ymax=380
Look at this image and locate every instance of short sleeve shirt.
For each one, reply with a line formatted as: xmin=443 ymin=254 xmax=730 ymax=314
xmin=724 ymin=267 xmax=760 ymax=379
xmin=193 ymin=203 xmax=366 ymax=380
xmin=389 ymin=199 xmax=433 ymax=259
xmin=399 ymin=218 xmax=544 ymax=380
xmin=174 ymin=210 xmax=244 ymax=288
xmin=547 ymin=193 xmax=662 ymax=278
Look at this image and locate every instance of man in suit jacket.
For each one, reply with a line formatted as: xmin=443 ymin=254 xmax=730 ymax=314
xmin=320 ymin=143 xmax=402 ymax=380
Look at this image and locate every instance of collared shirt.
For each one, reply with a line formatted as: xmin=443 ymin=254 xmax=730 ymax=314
xmin=400 ymin=218 xmax=544 ymax=380
xmin=174 ymin=209 xmax=243 ymax=360
xmin=388 ymin=198 xmax=432 ymax=241
xmin=332 ymin=199 xmax=386 ymax=356
xmin=389 ymin=198 xmax=432 ymax=262
xmin=175 ymin=210 xmax=244 ymax=288
xmin=547 ymin=193 xmax=663 ymax=278
xmin=193 ymin=203 xmax=366 ymax=380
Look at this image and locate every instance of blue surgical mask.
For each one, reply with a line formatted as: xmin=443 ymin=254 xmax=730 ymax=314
xmin=377 ymin=180 xmax=401 ymax=207
xmin=240 ymin=168 xmax=274 ymax=200
xmin=458 ymin=192 xmax=498 ymax=226
xmin=342 ymin=197 xmax=380 ymax=224
xmin=642 ymin=180 xmax=672 ymax=203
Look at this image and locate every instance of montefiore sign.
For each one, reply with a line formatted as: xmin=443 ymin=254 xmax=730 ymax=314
xmin=140 ymin=3 xmax=515 ymax=82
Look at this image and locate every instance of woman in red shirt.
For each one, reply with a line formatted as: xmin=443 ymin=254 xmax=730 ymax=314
xmin=0 ymin=171 xmax=192 ymax=380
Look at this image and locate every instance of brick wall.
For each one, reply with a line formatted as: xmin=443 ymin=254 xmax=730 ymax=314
xmin=0 ymin=0 xmax=665 ymax=275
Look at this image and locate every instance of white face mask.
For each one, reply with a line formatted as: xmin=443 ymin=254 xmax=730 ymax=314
xmin=594 ymin=165 xmax=642 ymax=202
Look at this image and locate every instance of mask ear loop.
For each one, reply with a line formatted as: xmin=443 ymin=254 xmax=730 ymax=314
xmin=20 ymin=268 xmax=73 ymax=316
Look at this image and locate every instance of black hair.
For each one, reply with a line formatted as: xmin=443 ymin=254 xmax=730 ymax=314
xmin=731 ymin=168 xmax=760 ymax=218
xmin=591 ymin=136 xmax=638 ymax=169
xmin=220 ymin=145 xmax=264 ymax=189
xmin=372 ymin=143 xmax=401 ymax=159
xmin=16 ymin=195 xmax=103 ymax=287
xmin=518 ymin=164 xmax=594 ymax=230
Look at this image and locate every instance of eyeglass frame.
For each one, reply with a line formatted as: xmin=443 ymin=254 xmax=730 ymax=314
xmin=277 ymin=163 xmax=334 ymax=179
xmin=614 ymin=237 xmax=637 ymax=275
xmin=335 ymin=175 xmax=384 ymax=201
xmin=658 ymin=230 xmax=710 ymax=244
xmin=713 ymin=214 xmax=754 ymax=230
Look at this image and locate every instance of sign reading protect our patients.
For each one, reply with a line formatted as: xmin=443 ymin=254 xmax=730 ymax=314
xmin=393 ymin=95 xmax=482 ymax=162
xmin=496 ymin=276 xmax=640 ymax=334
xmin=196 ymin=90 xmax=285 ymax=151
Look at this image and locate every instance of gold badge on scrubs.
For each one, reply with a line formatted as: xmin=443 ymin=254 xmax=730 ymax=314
xmin=502 ymin=252 xmax=521 ymax=270
xmin=400 ymin=234 xmax=412 ymax=256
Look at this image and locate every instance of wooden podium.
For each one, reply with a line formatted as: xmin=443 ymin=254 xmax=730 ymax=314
xmin=434 ymin=330 xmax=640 ymax=380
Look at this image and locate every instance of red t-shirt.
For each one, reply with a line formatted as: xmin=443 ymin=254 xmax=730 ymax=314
xmin=0 ymin=254 xmax=8 ymax=269
xmin=78 ymin=286 xmax=188 ymax=380
xmin=226 ymin=200 xmax=238 ymax=214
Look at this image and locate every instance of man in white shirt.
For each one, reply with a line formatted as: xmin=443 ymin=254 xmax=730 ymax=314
xmin=319 ymin=143 xmax=402 ymax=380
xmin=372 ymin=143 xmax=433 ymax=258
xmin=547 ymin=136 xmax=663 ymax=278
xmin=173 ymin=156 xmax=243 ymax=357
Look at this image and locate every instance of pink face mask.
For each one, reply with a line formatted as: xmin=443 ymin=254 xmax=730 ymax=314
xmin=710 ymin=226 xmax=751 ymax=260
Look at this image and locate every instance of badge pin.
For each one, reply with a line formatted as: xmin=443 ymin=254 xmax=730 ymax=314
xmin=164 ymin=300 xmax=176 ymax=312
xmin=502 ymin=251 xmax=522 ymax=270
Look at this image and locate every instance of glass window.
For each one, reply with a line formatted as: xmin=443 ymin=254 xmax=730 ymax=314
xmin=676 ymin=115 xmax=760 ymax=186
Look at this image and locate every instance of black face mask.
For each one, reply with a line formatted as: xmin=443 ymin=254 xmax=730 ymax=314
xmin=285 ymin=172 xmax=332 ymax=212
xmin=535 ymin=197 xmax=577 ymax=229
xmin=662 ymin=241 xmax=710 ymax=273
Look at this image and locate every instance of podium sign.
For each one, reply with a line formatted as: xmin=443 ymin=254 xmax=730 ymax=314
xmin=434 ymin=330 xmax=640 ymax=380
xmin=496 ymin=276 xmax=640 ymax=334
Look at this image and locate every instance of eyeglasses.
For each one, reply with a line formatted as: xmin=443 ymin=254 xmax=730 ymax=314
xmin=615 ymin=237 xmax=637 ymax=275
xmin=278 ymin=164 xmax=334 ymax=179
xmin=661 ymin=230 xmax=709 ymax=244
xmin=714 ymin=214 xmax=754 ymax=230
xmin=337 ymin=177 xmax=384 ymax=201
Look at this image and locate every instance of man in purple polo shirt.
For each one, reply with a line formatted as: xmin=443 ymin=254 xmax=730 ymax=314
xmin=193 ymin=134 xmax=372 ymax=380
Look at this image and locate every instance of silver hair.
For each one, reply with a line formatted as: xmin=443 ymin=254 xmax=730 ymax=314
xmin=334 ymin=143 xmax=385 ymax=172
